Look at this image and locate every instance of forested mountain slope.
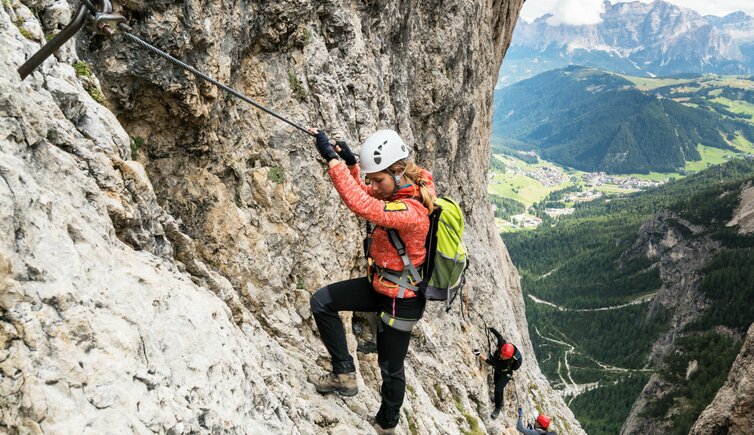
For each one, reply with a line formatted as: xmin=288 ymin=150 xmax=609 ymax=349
xmin=504 ymin=159 xmax=754 ymax=434
xmin=492 ymin=66 xmax=754 ymax=174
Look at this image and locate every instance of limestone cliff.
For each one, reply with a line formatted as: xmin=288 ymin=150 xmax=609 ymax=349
xmin=620 ymin=180 xmax=754 ymax=435
xmin=689 ymin=323 xmax=754 ymax=435
xmin=0 ymin=0 xmax=584 ymax=434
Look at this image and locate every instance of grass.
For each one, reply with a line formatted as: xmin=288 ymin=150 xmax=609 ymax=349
xmin=130 ymin=137 xmax=144 ymax=159
xmin=630 ymin=172 xmax=682 ymax=181
xmin=433 ymin=384 xmax=443 ymax=398
xmin=453 ymin=396 xmax=484 ymax=435
xmin=595 ymin=184 xmax=635 ymax=194
xmin=729 ymin=133 xmax=754 ymax=154
xmin=267 ymin=166 xmax=286 ymax=184
xmin=405 ymin=410 xmax=419 ymax=435
xmin=685 ymin=144 xmax=738 ymax=173
xmin=710 ymin=96 xmax=754 ymax=117
xmin=288 ymin=70 xmax=307 ymax=99
xmin=14 ymin=19 xmax=33 ymax=39
xmin=488 ymin=173 xmax=544 ymax=205
xmin=85 ymin=84 xmax=105 ymax=104
xmin=620 ymin=73 xmax=754 ymax=93
xmin=73 ymin=61 xmax=93 ymax=78
xmin=706 ymin=76 xmax=754 ymax=89
xmin=708 ymin=88 xmax=723 ymax=97
xmin=619 ymin=75 xmax=696 ymax=91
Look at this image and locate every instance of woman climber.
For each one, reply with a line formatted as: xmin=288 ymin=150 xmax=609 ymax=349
xmin=308 ymin=128 xmax=435 ymax=435
xmin=473 ymin=327 xmax=522 ymax=419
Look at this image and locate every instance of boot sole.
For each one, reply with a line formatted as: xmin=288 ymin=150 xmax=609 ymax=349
xmin=315 ymin=386 xmax=358 ymax=397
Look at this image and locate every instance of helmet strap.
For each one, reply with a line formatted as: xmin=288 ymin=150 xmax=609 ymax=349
xmin=388 ymin=169 xmax=407 ymax=194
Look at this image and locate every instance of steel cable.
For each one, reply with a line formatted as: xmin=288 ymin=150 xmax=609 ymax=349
xmin=80 ymin=0 xmax=313 ymax=136
xmin=119 ymin=29 xmax=313 ymax=136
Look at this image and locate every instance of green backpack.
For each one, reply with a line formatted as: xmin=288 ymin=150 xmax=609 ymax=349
xmin=377 ymin=197 xmax=469 ymax=309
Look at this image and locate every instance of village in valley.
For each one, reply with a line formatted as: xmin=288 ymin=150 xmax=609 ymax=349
xmin=488 ymin=152 xmax=671 ymax=232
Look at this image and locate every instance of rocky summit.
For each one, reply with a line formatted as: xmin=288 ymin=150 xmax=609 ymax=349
xmin=500 ymin=0 xmax=754 ymax=86
xmin=0 ymin=0 xmax=584 ymax=434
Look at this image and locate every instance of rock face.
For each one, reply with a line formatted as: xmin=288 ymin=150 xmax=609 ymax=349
xmin=1 ymin=0 xmax=584 ymax=434
xmin=620 ymin=188 xmax=754 ymax=435
xmin=620 ymin=212 xmax=719 ymax=435
xmin=689 ymin=323 xmax=754 ymax=435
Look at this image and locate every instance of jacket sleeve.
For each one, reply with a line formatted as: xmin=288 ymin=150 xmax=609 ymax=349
xmin=517 ymin=417 xmax=540 ymax=435
xmin=489 ymin=327 xmax=505 ymax=346
xmin=329 ymin=163 xmax=425 ymax=231
xmin=348 ymin=165 xmax=372 ymax=195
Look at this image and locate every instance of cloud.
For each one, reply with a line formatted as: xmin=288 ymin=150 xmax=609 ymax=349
xmin=545 ymin=0 xmax=606 ymax=26
xmin=520 ymin=0 xmax=605 ymax=25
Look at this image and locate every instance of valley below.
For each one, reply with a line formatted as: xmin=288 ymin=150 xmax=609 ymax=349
xmin=492 ymin=72 xmax=754 ymax=434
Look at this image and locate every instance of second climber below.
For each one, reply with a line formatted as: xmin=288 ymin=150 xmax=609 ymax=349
xmin=473 ymin=327 xmax=523 ymax=419
xmin=308 ymin=128 xmax=436 ymax=434
xmin=517 ymin=407 xmax=558 ymax=435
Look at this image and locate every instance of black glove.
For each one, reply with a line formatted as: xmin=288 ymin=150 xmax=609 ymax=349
xmin=335 ymin=140 xmax=357 ymax=166
xmin=518 ymin=407 xmax=523 ymax=417
xmin=472 ymin=348 xmax=481 ymax=356
xmin=315 ymin=130 xmax=338 ymax=162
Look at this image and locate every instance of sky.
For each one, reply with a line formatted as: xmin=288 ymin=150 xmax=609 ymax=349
xmin=521 ymin=0 xmax=754 ymax=26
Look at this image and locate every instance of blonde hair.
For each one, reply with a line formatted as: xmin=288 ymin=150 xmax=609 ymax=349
xmin=388 ymin=159 xmax=436 ymax=214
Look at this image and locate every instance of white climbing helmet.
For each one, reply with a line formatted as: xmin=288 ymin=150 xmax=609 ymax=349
xmin=359 ymin=130 xmax=410 ymax=174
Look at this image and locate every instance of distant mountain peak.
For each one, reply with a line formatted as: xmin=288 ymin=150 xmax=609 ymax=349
xmin=500 ymin=1 xmax=754 ymax=87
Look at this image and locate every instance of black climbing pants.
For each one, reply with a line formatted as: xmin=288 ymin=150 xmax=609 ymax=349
xmin=493 ymin=369 xmax=512 ymax=409
xmin=310 ymin=277 xmax=425 ymax=428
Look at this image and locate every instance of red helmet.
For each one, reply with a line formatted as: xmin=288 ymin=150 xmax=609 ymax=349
xmin=536 ymin=414 xmax=551 ymax=430
xmin=501 ymin=343 xmax=515 ymax=359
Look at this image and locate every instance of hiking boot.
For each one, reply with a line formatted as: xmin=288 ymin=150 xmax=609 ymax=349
xmin=490 ymin=407 xmax=501 ymax=419
xmin=369 ymin=417 xmax=396 ymax=434
xmin=357 ymin=340 xmax=378 ymax=354
xmin=310 ymin=372 xmax=358 ymax=397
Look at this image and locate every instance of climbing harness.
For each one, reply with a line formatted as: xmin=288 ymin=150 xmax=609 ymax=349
xmin=364 ymin=197 xmax=468 ymax=311
xmin=18 ymin=0 xmax=314 ymax=137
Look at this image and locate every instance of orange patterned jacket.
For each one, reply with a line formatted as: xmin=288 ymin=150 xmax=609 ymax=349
xmin=328 ymin=162 xmax=435 ymax=298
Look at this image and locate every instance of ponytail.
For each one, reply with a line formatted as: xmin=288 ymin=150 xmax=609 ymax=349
xmin=388 ymin=160 xmax=436 ymax=214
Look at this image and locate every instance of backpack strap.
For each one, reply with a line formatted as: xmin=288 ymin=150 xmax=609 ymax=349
xmin=384 ymin=229 xmax=423 ymax=298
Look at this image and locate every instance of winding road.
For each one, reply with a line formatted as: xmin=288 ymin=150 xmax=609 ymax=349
xmin=528 ymin=292 xmax=657 ymax=312
xmin=534 ymin=325 xmax=650 ymax=404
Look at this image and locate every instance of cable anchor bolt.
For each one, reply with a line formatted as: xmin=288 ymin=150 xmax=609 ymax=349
xmin=91 ymin=12 xmax=127 ymax=35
